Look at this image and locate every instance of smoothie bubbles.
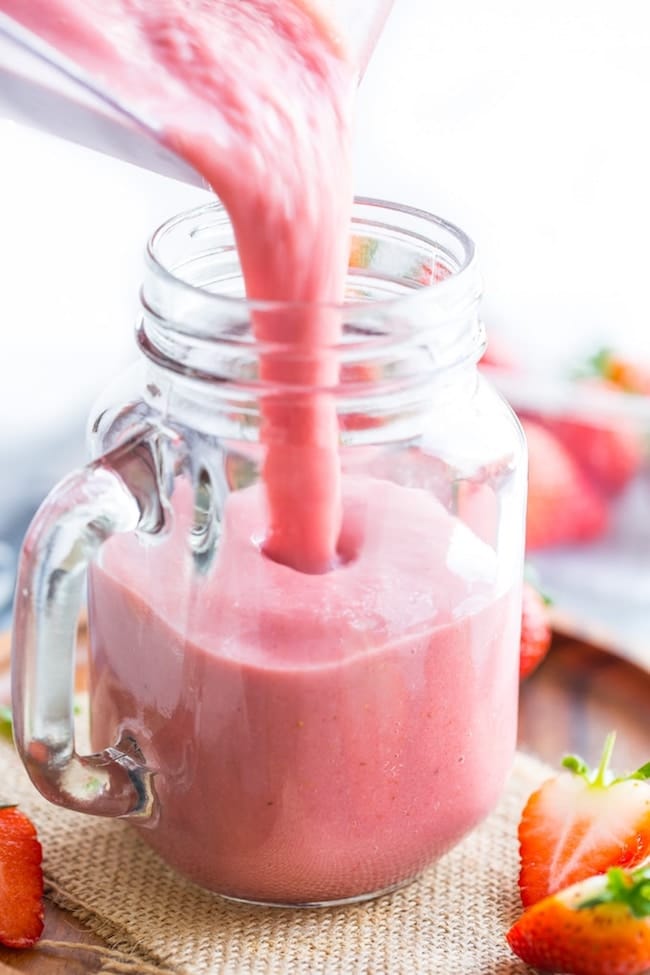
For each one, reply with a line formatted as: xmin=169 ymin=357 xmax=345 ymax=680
xmin=7 ymin=0 xmax=527 ymax=906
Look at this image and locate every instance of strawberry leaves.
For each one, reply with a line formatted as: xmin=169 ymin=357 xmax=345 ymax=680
xmin=562 ymin=733 xmax=650 ymax=787
xmin=579 ymin=865 xmax=650 ymax=919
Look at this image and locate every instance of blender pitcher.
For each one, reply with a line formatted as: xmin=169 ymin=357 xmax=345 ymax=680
xmin=0 ymin=0 xmax=394 ymax=184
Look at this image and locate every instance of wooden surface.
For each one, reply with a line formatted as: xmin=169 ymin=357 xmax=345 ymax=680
xmin=0 ymin=632 xmax=648 ymax=972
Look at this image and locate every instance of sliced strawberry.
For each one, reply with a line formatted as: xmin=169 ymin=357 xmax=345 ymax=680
xmin=0 ymin=804 xmax=44 ymax=948
xmin=507 ymin=862 xmax=650 ymax=975
xmin=522 ymin=418 xmax=608 ymax=550
xmin=519 ymin=580 xmax=552 ymax=680
xmin=518 ymin=732 xmax=650 ymax=907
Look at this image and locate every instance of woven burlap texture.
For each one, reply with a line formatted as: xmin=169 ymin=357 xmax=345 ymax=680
xmin=0 ymin=737 xmax=547 ymax=975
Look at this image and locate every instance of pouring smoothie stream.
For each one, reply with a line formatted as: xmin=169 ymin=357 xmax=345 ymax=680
xmin=4 ymin=0 xmax=356 ymax=573
xmin=7 ymin=0 xmax=526 ymax=904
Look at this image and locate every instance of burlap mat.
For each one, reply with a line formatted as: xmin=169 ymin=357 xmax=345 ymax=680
xmin=0 ymin=730 xmax=548 ymax=974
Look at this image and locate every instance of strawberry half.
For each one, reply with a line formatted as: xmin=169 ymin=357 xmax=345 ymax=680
xmin=519 ymin=579 xmax=552 ymax=680
xmin=0 ymin=804 xmax=44 ymax=948
xmin=518 ymin=732 xmax=650 ymax=907
xmin=507 ymin=862 xmax=650 ymax=975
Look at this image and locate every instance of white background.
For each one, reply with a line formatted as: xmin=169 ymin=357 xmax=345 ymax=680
xmin=1 ymin=0 xmax=649 ymax=482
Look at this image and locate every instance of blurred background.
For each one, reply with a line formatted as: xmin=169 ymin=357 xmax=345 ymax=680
xmin=1 ymin=0 xmax=650 ymax=633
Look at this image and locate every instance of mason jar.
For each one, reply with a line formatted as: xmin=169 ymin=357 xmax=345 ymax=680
xmin=12 ymin=198 xmax=526 ymax=906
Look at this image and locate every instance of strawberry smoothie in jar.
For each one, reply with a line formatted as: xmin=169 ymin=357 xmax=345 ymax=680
xmin=12 ymin=199 xmax=526 ymax=904
xmin=8 ymin=0 xmax=526 ymax=906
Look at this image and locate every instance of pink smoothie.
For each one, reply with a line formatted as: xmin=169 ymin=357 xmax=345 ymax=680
xmin=4 ymin=0 xmax=355 ymax=573
xmin=88 ymin=477 xmax=520 ymax=902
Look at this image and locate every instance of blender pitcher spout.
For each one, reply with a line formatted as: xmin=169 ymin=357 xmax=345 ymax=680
xmin=0 ymin=1 xmax=394 ymax=184
xmin=0 ymin=12 xmax=205 ymax=186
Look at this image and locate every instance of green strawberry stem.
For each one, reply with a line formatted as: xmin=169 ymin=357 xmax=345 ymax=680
xmin=594 ymin=730 xmax=616 ymax=787
xmin=562 ymin=730 xmax=650 ymax=786
xmin=560 ymin=734 xmax=615 ymax=784
xmin=572 ymin=346 xmax=612 ymax=381
xmin=562 ymin=753 xmax=589 ymax=777
xmin=562 ymin=731 xmax=650 ymax=789
xmin=588 ymin=347 xmax=613 ymax=378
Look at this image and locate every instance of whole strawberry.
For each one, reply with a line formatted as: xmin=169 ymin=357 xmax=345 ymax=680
xmin=585 ymin=347 xmax=650 ymax=397
xmin=0 ymin=804 xmax=44 ymax=948
xmin=522 ymin=417 xmax=608 ymax=550
xmin=518 ymin=732 xmax=650 ymax=907
xmin=519 ymin=580 xmax=552 ymax=680
xmin=538 ymin=378 xmax=643 ymax=497
xmin=507 ymin=862 xmax=650 ymax=975
xmin=479 ymin=331 xmax=519 ymax=371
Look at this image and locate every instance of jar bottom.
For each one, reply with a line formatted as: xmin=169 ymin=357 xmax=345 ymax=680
xmin=220 ymin=874 xmax=416 ymax=909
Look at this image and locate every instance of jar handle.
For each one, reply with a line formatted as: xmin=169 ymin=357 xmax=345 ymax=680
xmin=11 ymin=433 xmax=164 ymax=819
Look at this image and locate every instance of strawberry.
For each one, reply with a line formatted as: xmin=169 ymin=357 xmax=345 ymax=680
xmin=522 ymin=417 xmax=608 ymax=550
xmin=542 ymin=409 xmax=643 ymax=497
xmin=584 ymin=347 xmax=650 ymax=397
xmin=507 ymin=862 xmax=650 ymax=975
xmin=479 ymin=330 xmax=519 ymax=371
xmin=533 ymin=377 xmax=644 ymax=497
xmin=349 ymin=235 xmax=378 ymax=270
xmin=0 ymin=804 xmax=44 ymax=948
xmin=518 ymin=732 xmax=650 ymax=907
xmin=408 ymin=256 xmax=451 ymax=285
xmin=519 ymin=580 xmax=552 ymax=680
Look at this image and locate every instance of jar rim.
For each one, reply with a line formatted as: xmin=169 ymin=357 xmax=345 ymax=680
xmin=145 ymin=196 xmax=479 ymax=318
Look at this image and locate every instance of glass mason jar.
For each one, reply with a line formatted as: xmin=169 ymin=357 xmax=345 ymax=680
xmin=12 ymin=199 xmax=526 ymax=907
